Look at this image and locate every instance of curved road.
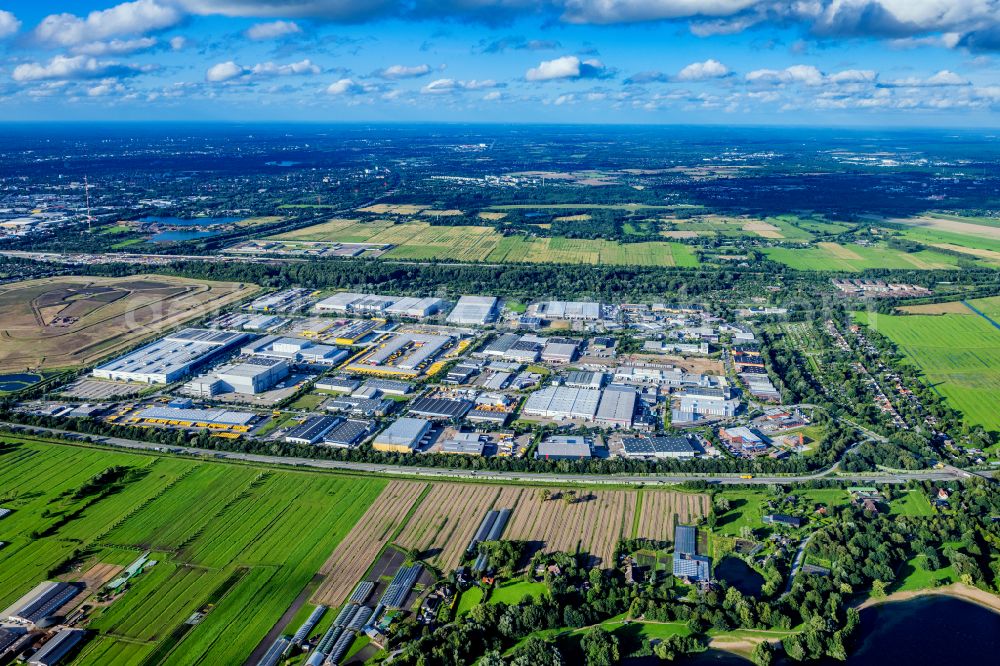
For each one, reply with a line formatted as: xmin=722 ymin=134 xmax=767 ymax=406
xmin=3 ymin=422 xmax=965 ymax=487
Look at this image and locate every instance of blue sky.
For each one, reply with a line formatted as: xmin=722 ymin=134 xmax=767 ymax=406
xmin=1 ymin=1 xmax=999 ymax=124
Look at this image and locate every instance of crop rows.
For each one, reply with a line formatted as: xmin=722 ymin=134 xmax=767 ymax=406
xmin=395 ymin=483 xmax=501 ymax=570
xmin=312 ymin=480 xmax=425 ymax=606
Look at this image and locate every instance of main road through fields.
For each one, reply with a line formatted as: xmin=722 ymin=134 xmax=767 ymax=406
xmin=2 ymin=422 xmax=969 ymax=487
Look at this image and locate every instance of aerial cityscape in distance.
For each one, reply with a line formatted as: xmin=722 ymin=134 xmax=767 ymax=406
xmin=1 ymin=2 xmax=1000 ymax=666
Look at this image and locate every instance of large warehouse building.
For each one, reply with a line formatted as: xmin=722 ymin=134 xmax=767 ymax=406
xmin=182 ymin=357 xmax=289 ymax=397
xmin=242 ymin=335 xmax=348 ymax=365
xmin=446 ymin=295 xmax=498 ymax=326
xmin=373 ymin=417 xmax=431 ymax=453
xmin=314 ymin=292 xmax=444 ymax=319
xmin=621 ymin=436 xmax=696 ymax=459
xmin=92 ymin=329 xmax=248 ymax=384
xmin=595 ymin=385 xmax=637 ymax=428
xmin=522 ymin=385 xmax=601 ymax=420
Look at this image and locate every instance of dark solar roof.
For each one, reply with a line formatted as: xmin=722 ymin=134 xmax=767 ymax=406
xmin=285 ymin=415 xmax=341 ymax=442
xmin=674 ymin=525 xmax=697 ymax=556
xmin=323 ymin=420 xmax=371 ymax=446
xmin=408 ymin=397 xmax=471 ymax=419
xmin=622 ymin=436 xmax=695 ymax=455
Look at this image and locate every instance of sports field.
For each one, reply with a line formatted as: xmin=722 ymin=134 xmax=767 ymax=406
xmin=271 ymin=218 xmax=698 ymax=267
xmin=0 ymin=438 xmax=383 ymax=666
xmin=764 ymin=242 xmax=962 ymax=271
xmin=0 ymin=275 xmax=257 ymax=372
xmin=856 ymin=308 xmax=1000 ymax=431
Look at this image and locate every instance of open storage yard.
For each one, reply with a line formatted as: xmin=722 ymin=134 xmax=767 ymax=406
xmin=0 ymin=275 xmax=256 ymax=372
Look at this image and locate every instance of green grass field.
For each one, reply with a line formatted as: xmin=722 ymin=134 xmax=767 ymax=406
xmin=456 ymin=586 xmax=484 ymax=615
xmin=0 ymin=438 xmax=384 ymax=666
xmin=271 ymin=218 xmax=699 ymax=267
xmin=856 ymin=310 xmax=1000 ymax=431
xmin=764 ymin=242 xmax=964 ymax=271
xmin=489 ymin=580 xmax=549 ymax=605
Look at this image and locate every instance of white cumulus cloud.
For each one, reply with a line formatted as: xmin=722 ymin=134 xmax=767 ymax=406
xmin=205 ymin=61 xmax=244 ymax=82
xmin=12 ymin=55 xmax=142 ymax=82
xmin=746 ymin=64 xmax=824 ymax=86
xmin=245 ymin=20 xmax=301 ymax=40
xmin=675 ymin=59 xmax=730 ymax=81
xmin=0 ymin=10 xmax=21 ymax=39
xmin=376 ymin=64 xmax=432 ymax=80
xmin=326 ymin=78 xmax=365 ymax=95
xmin=72 ymin=37 xmax=159 ymax=56
xmin=34 ymin=0 xmax=182 ymax=47
xmin=526 ymin=55 xmax=607 ymax=81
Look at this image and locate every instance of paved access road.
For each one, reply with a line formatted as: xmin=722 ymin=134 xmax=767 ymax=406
xmin=2 ymin=422 xmax=965 ymax=487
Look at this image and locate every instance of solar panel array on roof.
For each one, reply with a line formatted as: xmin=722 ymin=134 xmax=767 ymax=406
xmin=93 ymin=328 xmax=247 ymax=384
xmin=674 ymin=525 xmax=697 ymax=556
xmin=1 ymin=582 xmax=81 ymax=625
xmin=323 ymin=419 xmax=372 ymax=448
xmin=407 ymin=397 xmax=472 ymax=420
xmin=285 ymin=415 xmax=342 ymax=444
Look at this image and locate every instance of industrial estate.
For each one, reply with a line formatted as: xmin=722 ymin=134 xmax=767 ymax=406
xmin=0 ymin=124 xmax=999 ymax=666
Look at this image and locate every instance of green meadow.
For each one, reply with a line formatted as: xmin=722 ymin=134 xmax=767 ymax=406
xmin=0 ymin=438 xmax=383 ymax=666
xmin=856 ymin=310 xmax=1000 ymax=431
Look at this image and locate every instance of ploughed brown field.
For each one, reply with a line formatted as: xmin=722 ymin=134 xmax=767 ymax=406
xmin=0 ymin=274 xmax=257 ymax=372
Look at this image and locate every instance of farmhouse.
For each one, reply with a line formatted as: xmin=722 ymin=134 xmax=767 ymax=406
xmin=27 ymin=627 xmax=85 ymax=666
xmin=93 ymin=328 xmax=248 ymax=384
xmin=763 ymin=514 xmax=802 ymax=528
xmin=373 ymin=417 xmax=432 ymax=453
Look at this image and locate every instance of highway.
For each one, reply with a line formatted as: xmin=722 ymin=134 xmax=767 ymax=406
xmin=2 ymin=422 xmax=966 ymax=487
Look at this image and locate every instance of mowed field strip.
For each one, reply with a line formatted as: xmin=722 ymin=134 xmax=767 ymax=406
xmin=0 ymin=274 xmax=256 ymax=372
xmin=271 ymin=218 xmax=698 ymax=267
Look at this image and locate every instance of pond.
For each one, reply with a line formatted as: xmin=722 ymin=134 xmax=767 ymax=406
xmin=714 ymin=557 xmax=764 ymax=597
xmin=139 ymin=216 xmax=242 ymax=226
xmin=148 ymin=230 xmax=222 ymax=243
xmin=0 ymin=372 xmax=43 ymax=392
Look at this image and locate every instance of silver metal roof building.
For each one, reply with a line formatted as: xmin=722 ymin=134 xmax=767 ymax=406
xmin=440 ymin=432 xmax=486 ymax=455
xmin=314 ymin=292 xmax=444 ymax=319
xmin=1 ymin=582 xmax=80 ymax=626
xmin=27 ymin=628 xmax=85 ymax=666
xmin=183 ymin=357 xmax=289 ymax=397
xmin=242 ymin=335 xmax=348 ymax=365
xmin=536 ymin=436 xmax=592 ymax=459
xmin=522 ymin=385 xmax=601 ymax=420
xmin=446 ymin=295 xmax=498 ymax=326
xmin=136 ymin=406 xmax=256 ymax=427
xmin=373 ymin=417 xmax=431 ymax=451
xmin=92 ymin=328 xmax=247 ymax=384
xmin=535 ymin=300 xmax=602 ymax=321
xmin=595 ymin=385 xmax=637 ymax=428
xmin=564 ymin=371 xmax=607 ymax=390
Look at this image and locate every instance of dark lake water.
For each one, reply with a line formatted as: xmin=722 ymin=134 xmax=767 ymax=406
xmin=715 ymin=557 xmax=764 ymax=597
xmin=627 ymin=596 xmax=1000 ymax=666
xmin=819 ymin=596 xmax=1000 ymax=665
xmin=0 ymin=372 xmax=42 ymax=392
xmin=149 ymin=230 xmax=222 ymax=243
xmin=139 ymin=216 xmax=241 ymax=226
